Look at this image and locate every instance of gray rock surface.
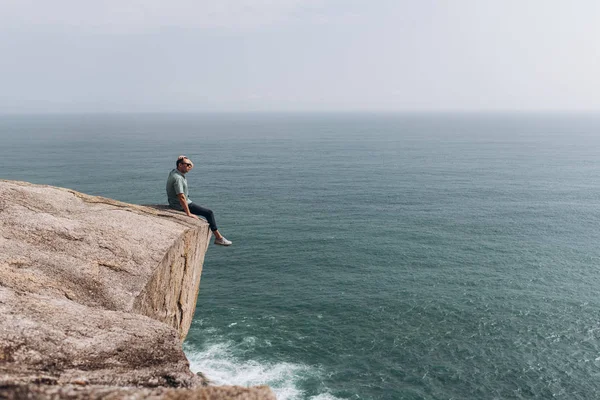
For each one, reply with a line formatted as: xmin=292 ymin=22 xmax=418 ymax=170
xmin=0 ymin=181 xmax=275 ymax=399
xmin=0 ymin=383 xmax=276 ymax=400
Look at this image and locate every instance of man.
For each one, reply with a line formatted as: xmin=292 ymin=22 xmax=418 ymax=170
xmin=166 ymin=155 xmax=232 ymax=246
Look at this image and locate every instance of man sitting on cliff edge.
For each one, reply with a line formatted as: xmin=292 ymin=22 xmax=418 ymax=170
xmin=166 ymin=155 xmax=232 ymax=246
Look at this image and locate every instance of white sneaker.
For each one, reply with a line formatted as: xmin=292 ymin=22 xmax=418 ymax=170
xmin=214 ymin=237 xmax=232 ymax=246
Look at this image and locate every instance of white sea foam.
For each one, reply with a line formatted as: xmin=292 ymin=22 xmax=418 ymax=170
xmin=309 ymin=394 xmax=343 ymax=400
xmin=184 ymin=340 xmax=344 ymax=400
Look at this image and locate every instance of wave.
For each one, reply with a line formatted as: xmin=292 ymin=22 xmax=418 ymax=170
xmin=184 ymin=340 xmax=343 ymax=400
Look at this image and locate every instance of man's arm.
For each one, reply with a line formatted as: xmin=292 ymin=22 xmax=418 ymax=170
xmin=177 ymin=193 xmax=199 ymax=219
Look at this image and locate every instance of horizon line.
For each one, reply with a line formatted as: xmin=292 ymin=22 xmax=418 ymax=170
xmin=2 ymin=109 xmax=600 ymax=117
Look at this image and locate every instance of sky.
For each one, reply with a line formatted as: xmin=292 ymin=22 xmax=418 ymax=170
xmin=1 ymin=0 xmax=599 ymax=113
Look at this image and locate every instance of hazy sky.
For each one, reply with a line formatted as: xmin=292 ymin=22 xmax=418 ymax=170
xmin=1 ymin=0 xmax=599 ymax=113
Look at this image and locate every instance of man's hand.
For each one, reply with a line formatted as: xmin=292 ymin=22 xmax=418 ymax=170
xmin=177 ymin=193 xmax=198 ymax=219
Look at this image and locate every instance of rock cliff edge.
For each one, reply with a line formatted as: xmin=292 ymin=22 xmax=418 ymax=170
xmin=0 ymin=180 xmax=275 ymax=399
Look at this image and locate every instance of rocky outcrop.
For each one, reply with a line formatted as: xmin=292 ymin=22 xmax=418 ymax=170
xmin=0 ymin=383 xmax=276 ymax=399
xmin=0 ymin=181 xmax=275 ymax=399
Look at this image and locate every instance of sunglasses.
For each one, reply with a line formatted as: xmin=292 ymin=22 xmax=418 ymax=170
xmin=184 ymin=163 xmax=193 ymax=167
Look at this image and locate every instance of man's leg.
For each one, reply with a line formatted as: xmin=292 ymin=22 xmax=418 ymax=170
xmin=188 ymin=202 xmax=218 ymax=232
xmin=187 ymin=203 xmax=232 ymax=246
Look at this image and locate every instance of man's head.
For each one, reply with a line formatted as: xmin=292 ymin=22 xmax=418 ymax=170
xmin=176 ymin=155 xmax=194 ymax=174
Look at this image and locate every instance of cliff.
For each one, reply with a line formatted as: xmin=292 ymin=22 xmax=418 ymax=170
xmin=0 ymin=180 xmax=275 ymax=399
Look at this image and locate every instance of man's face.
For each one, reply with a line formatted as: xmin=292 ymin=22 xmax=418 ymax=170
xmin=178 ymin=158 xmax=194 ymax=174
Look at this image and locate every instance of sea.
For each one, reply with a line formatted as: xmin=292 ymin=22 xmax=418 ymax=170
xmin=2 ymin=112 xmax=600 ymax=400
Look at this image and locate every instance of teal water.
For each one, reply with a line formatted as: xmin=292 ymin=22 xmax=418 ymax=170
xmin=2 ymin=113 xmax=600 ymax=399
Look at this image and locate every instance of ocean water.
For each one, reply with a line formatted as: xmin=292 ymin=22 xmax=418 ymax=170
xmin=2 ymin=112 xmax=600 ymax=399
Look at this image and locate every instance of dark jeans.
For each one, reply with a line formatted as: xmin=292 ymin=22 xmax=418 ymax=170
xmin=188 ymin=202 xmax=218 ymax=232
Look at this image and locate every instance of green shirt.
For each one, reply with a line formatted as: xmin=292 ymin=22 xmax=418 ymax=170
xmin=166 ymin=169 xmax=192 ymax=210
